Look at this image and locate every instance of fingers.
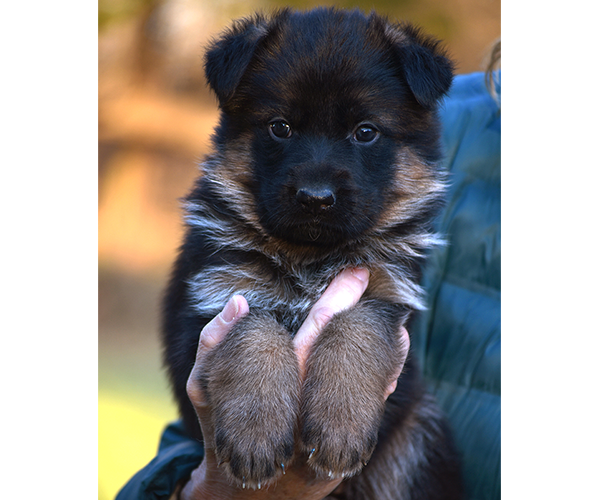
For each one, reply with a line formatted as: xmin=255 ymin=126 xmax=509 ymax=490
xmin=186 ymin=295 xmax=249 ymax=405
xmin=294 ymin=268 xmax=369 ymax=375
xmin=199 ymin=295 xmax=249 ymax=349
xmin=186 ymin=295 xmax=250 ymax=457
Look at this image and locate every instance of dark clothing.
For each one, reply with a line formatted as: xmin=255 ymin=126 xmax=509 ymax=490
xmin=411 ymin=71 xmax=501 ymax=500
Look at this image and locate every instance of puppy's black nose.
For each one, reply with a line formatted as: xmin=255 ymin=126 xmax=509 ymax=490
xmin=296 ymin=187 xmax=336 ymax=215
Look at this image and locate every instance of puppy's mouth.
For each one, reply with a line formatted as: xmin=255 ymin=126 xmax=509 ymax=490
xmin=303 ymin=219 xmax=325 ymax=242
xmin=266 ymin=211 xmax=365 ymax=247
xmin=278 ymin=221 xmax=343 ymax=246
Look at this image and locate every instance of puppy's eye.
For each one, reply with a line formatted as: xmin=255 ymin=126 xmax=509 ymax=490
xmin=354 ymin=125 xmax=379 ymax=144
xmin=269 ymin=120 xmax=292 ymax=139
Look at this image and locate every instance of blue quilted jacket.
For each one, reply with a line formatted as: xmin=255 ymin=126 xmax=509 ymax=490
xmin=411 ymin=71 xmax=501 ymax=500
xmin=116 ymin=71 xmax=501 ymax=500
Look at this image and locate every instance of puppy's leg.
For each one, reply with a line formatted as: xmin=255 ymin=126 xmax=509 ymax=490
xmin=199 ymin=313 xmax=300 ymax=489
xmin=300 ymin=300 xmax=406 ymax=478
xmin=338 ymin=389 xmax=463 ymax=500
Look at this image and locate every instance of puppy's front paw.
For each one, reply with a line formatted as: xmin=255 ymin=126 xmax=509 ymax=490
xmin=214 ymin=417 xmax=295 ymax=489
xmin=300 ymin=394 xmax=380 ymax=479
xmin=299 ymin=302 xmax=402 ymax=478
xmin=203 ymin=313 xmax=301 ymax=488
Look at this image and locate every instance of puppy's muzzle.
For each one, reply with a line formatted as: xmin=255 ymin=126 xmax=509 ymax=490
xmin=296 ymin=186 xmax=336 ymax=215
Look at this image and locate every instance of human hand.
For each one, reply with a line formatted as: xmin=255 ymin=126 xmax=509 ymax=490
xmin=180 ymin=268 xmax=409 ymax=500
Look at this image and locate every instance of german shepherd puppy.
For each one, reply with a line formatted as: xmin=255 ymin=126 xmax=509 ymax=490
xmin=162 ymin=7 xmax=462 ymax=499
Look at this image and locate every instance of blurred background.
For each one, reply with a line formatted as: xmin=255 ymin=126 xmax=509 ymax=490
xmin=98 ymin=0 xmax=499 ymax=498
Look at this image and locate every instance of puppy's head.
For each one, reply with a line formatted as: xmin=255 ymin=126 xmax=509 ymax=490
xmin=203 ymin=8 xmax=453 ymax=249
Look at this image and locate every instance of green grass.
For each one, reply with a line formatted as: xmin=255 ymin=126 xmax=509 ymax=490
xmin=99 ymin=386 xmax=177 ymax=500
xmin=99 ymin=326 xmax=178 ymax=500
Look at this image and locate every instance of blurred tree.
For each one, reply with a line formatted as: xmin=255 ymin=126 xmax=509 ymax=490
xmin=99 ymin=0 xmax=158 ymax=31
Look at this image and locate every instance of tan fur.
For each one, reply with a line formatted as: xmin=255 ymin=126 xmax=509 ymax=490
xmin=203 ymin=135 xmax=262 ymax=233
xmin=378 ymin=149 xmax=447 ymax=228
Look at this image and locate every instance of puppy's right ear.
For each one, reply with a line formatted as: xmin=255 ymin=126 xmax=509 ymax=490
xmin=382 ymin=21 xmax=454 ymax=109
xmin=204 ymin=15 xmax=270 ymax=108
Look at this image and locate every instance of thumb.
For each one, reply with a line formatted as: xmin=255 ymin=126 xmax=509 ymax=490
xmin=294 ymin=268 xmax=369 ymax=378
xmin=186 ymin=295 xmax=249 ymax=405
xmin=199 ymin=295 xmax=249 ymax=350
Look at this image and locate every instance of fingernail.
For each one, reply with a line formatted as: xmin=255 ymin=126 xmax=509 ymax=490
xmin=351 ymin=267 xmax=369 ymax=282
xmin=220 ymin=296 xmax=239 ymax=324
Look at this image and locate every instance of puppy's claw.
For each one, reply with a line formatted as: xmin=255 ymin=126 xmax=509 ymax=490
xmin=309 ymin=448 xmax=316 ymax=459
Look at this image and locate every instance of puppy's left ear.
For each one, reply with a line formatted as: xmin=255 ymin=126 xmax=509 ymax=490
xmin=387 ymin=23 xmax=454 ymax=109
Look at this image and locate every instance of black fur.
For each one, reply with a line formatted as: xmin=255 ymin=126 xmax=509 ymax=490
xmin=162 ymin=8 xmax=462 ymax=499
